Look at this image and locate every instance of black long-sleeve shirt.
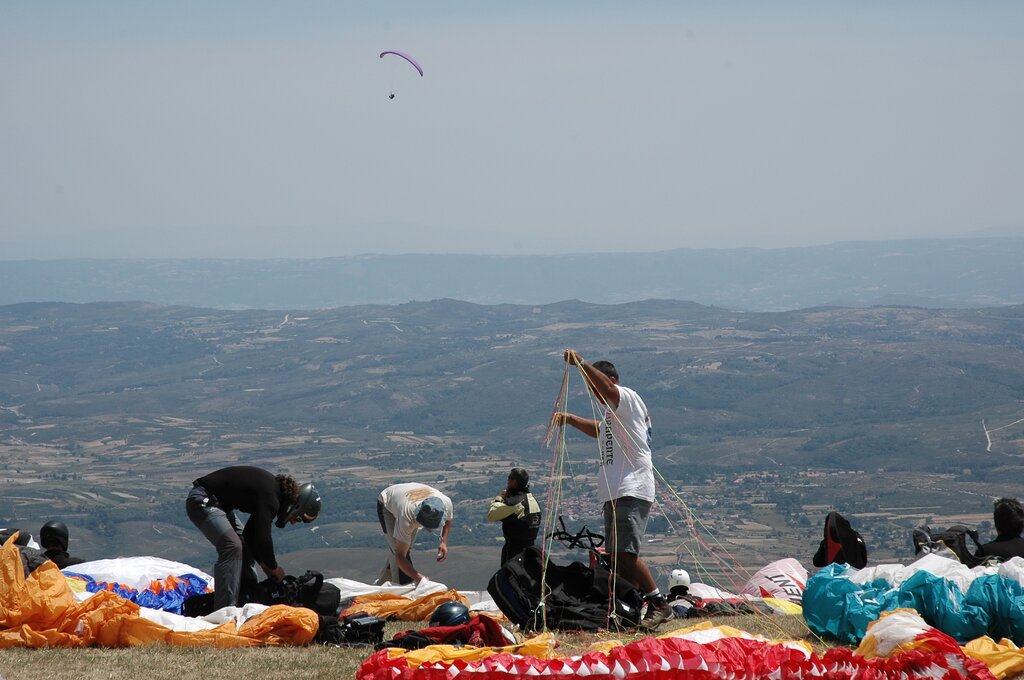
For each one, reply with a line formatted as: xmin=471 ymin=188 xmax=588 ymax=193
xmin=980 ymin=535 xmax=1024 ymax=562
xmin=45 ymin=549 xmax=85 ymax=569
xmin=193 ymin=466 xmax=284 ymax=569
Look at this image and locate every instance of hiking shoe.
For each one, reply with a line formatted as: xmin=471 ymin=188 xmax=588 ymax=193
xmin=640 ymin=594 xmax=673 ymax=629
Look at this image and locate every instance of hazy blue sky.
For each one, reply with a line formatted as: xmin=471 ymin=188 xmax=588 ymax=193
xmin=2 ymin=1 xmax=1021 ymax=258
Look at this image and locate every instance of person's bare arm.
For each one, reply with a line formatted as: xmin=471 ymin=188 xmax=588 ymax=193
xmin=261 ymin=564 xmax=285 ymax=581
xmin=564 ymin=349 xmax=619 ymax=409
xmin=437 ymin=519 xmax=452 ymax=561
xmin=553 ymin=412 xmax=599 ymax=438
xmin=393 ymin=540 xmax=423 ymax=583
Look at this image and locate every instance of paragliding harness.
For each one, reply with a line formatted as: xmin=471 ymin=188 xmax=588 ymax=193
xmin=913 ymin=524 xmax=984 ymax=568
xmin=182 ymin=570 xmax=341 ymax=618
xmin=486 ymin=517 xmax=644 ymax=632
xmin=315 ymin=614 xmax=387 ymax=646
xmin=812 ymin=511 xmax=868 ymax=569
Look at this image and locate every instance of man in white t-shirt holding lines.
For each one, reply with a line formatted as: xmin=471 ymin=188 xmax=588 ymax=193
xmin=553 ymin=348 xmax=672 ymax=627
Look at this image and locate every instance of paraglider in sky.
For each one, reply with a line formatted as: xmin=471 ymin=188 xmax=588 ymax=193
xmin=379 ymin=50 xmax=423 ymax=100
xmin=379 ymin=51 xmax=423 ymax=76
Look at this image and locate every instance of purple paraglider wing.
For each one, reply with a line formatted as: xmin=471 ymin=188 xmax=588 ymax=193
xmin=379 ymin=50 xmax=424 ymax=77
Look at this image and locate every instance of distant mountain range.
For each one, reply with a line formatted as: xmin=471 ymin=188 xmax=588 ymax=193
xmin=2 ymin=237 xmax=1022 ymax=311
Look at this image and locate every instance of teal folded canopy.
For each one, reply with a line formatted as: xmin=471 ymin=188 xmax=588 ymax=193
xmin=804 ymin=562 xmax=1024 ymax=644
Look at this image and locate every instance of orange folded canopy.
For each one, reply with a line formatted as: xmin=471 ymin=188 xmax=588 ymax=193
xmin=0 ymin=534 xmax=318 ymax=648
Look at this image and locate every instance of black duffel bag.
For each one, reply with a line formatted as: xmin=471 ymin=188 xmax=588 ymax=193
xmin=183 ymin=569 xmax=340 ymax=617
xmin=487 ymin=546 xmax=643 ymax=631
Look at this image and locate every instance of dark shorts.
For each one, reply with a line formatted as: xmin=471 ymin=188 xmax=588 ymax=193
xmin=602 ymin=496 xmax=651 ymax=556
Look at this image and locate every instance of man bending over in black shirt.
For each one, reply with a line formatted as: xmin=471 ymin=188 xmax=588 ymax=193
xmin=186 ymin=466 xmax=320 ymax=610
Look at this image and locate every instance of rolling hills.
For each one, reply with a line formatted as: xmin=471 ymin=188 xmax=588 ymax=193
xmin=1 ymin=299 xmax=1022 ymax=586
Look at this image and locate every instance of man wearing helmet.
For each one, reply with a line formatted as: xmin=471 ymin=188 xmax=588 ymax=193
xmin=39 ymin=520 xmax=85 ymax=569
xmin=376 ymin=483 xmax=453 ymax=586
xmin=487 ymin=467 xmax=542 ymax=565
xmin=553 ymin=349 xmax=673 ymax=628
xmin=186 ymin=465 xmax=320 ymax=610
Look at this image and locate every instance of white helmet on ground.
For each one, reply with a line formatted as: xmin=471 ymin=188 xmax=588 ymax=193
xmin=669 ymin=568 xmax=691 ymax=590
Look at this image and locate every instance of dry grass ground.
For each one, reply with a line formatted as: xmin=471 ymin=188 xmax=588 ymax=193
xmin=0 ymin=616 xmax=821 ymax=680
xmin=0 ymin=646 xmax=364 ymax=680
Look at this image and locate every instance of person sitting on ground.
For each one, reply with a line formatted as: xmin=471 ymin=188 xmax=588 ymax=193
xmin=186 ymin=465 xmax=321 ymax=610
xmin=376 ymin=482 xmax=453 ymax=586
xmin=979 ymin=497 xmax=1024 ymax=562
xmin=39 ymin=520 xmax=86 ymax=569
xmin=486 ymin=467 xmax=542 ymax=565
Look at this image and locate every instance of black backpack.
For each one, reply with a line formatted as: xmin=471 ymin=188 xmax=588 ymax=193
xmin=296 ymin=570 xmax=342 ymax=617
xmin=487 ymin=546 xmax=643 ymax=631
xmin=913 ymin=524 xmax=984 ymax=568
xmin=316 ymin=614 xmax=385 ymax=646
xmin=813 ymin=511 xmax=868 ymax=569
xmin=183 ymin=570 xmax=341 ymax=617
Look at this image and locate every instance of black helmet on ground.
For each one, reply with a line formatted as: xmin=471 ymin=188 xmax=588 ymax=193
xmin=40 ymin=520 xmax=70 ymax=552
xmin=429 ymin=601 xmax=471 ymax=627
xmin=277 ymin=482 xmax=321 ymax=528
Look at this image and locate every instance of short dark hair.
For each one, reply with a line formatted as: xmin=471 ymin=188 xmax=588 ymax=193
xmin=592 ymin=360 xmax=618 ymax=381
xmin=993 ymin=497 xmax=1024 ymax=537
xmin=509 ymin=467 xmax=529 ymax=491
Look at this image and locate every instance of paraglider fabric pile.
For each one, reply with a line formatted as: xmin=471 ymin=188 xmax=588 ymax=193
xmin=324 ymin=574 xmax=503 ymax=619
xmin=804 ymin=553 xmax=1024 ymax=645
xmin=64 ymin=555 xmax=215 ymax=616
xmin=64 ymin=571 xmax=209 ymax=615
xmin=11 ymin=529 xmax=1024 ymax=679
xmin=0 ymin=535 xmax=498 ymax=648
xmin=359 ymin=615 xmax=1012 ymax=680
xmin=739 ymin=557 xmax=807 ymax=603
xmin=0 ymin=535 xmax=317 ymax=648
xmin=341 ymin=589 xmax=471 ymax=621
xmin=380 ymin=614 xmax=510 ymax=650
